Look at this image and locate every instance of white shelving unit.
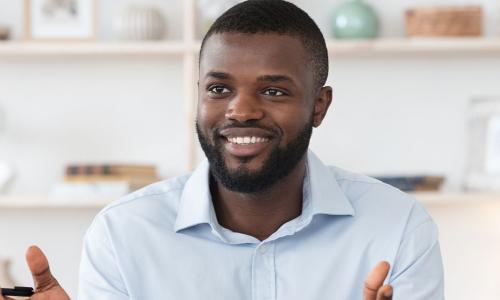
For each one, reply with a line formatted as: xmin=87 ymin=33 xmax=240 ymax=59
xmin=1 ymin=0 xmax=500 ymax=207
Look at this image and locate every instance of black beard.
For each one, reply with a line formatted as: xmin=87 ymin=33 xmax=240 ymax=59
xmin=196 ymin=118 xmax=313 ymax=194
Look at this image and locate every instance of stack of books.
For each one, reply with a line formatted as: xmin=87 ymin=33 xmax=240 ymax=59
xmin=50 ymin=164 xmax=160 ymax=198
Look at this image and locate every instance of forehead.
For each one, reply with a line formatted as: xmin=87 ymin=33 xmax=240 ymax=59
xmin=200 ymin=33 xmax=313 ymax=84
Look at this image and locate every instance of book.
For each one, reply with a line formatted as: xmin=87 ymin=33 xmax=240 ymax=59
xmin=64 ymin=175 xmax=160 ymax=191
xmin=65 ymin=164 xmax=157 ymax=177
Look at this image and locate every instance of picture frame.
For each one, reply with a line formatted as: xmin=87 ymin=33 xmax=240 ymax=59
xmin=24 ymin=0 xmax=96 ymax=40
xmin=465 ymin=96 xmax=500 ymax=191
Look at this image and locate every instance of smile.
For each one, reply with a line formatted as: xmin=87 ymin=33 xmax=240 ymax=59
xmin=222 ymin=135 xmax=273 ymax=158
xmin=227 ymin=136 xmax=270 ymax=145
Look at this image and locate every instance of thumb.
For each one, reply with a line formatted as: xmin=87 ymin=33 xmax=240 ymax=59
xmin=26 ymin=245 xmax=60 ymax=292
xmin=364 ymin=261 xmax=391 ymax=300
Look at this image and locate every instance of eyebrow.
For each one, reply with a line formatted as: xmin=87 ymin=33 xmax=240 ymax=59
xmin=206 ymin=71 xmax=232 ymax=80
xmin=256 ymin=74 xmax=294 ymax=84
xmin=205 ymin=71 xmax=296 ymax=85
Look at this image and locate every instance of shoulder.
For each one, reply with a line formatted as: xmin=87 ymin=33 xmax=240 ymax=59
xmin=328 ymin=165 xmax=433 ymax=233
xmin=329 ymin=164 xmax=410 ymax=203
xmin=88 ymin=174 xmax=191 ymax=232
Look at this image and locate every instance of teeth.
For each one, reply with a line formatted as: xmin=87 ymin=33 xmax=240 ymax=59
xmin=228 ymin=136 xmax=269 ymax=145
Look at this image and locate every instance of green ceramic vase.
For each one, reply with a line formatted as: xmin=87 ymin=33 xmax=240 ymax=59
xmin=332 ymin=0 xmax=379 ymax=39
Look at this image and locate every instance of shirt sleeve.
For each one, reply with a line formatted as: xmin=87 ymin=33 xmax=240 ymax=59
xmin=78 ymin=215 xmax=129 ymax=300
xmin=389 ymin=217 xmax=445 ymax=300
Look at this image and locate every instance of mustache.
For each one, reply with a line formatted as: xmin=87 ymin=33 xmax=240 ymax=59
xmin=215 ymin=120 xmax=281 ymax=135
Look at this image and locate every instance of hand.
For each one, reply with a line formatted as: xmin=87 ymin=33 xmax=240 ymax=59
xmin=363 ymin=261 xmax=393 ymax=300
xmin=1 ymin=246 xmax=70 ymax=300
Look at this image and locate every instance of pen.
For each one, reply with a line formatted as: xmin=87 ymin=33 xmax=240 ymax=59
xmin=1 ymin=286 xmax=34 ymax=297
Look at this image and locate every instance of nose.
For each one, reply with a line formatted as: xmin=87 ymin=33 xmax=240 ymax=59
xmin=225 ymin=93 xmax=264 ymax=123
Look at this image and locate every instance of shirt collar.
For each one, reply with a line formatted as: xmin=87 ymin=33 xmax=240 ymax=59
xmin=174 ymin=150 xmax=355 ymax=233
xmin=174 ymin=159 xmax=214 ymax=232
xmin=304 ymin=150 xmax=355 ymax=217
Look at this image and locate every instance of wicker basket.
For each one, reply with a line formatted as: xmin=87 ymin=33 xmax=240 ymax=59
xmin=405 ymin=6 xmax=482 ymax=37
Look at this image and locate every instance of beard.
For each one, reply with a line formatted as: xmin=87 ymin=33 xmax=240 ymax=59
xmin=196 ymin=117 xmax=313 ymax=194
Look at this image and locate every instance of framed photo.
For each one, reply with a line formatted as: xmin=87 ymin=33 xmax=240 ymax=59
xmin=24 ymin=0 xmax=96 ymax=40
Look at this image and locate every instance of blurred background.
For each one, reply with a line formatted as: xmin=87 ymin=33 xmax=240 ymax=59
xmin=1 ymin=0 xmax=500 ymax=298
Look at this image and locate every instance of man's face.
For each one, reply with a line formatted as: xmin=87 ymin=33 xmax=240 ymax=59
xmin=197 ymin=33 xmax=322 ymax=193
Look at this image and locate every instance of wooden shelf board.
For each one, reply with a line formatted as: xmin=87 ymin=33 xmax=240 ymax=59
xmin=0 ymin=41 xmax=193 ymax=56
xmin=327 ymin=38 xmax=500 ymax=55
xmin=1 ymin=192 xmax=499 ymax=209
xmin=0 ymin=196 xmax=114 ymax=208
xmin=1 ymin=38 xmax=500 ymax=57
xmin=412 ymin=191 xmax=500 ymax=204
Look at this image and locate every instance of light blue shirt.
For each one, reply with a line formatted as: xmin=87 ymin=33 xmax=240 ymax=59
xmin=78 ymin=151 xmax=444 ymax=299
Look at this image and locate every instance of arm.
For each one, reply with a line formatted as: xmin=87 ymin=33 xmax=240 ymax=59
xmin=78 ymin=216 xmax=129 ymax=300
xmin=389 ymin=219 xmax=444 ymax=299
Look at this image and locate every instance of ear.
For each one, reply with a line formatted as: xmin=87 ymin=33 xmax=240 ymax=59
xmin=312 ymin=86 xmax=332 ymax=127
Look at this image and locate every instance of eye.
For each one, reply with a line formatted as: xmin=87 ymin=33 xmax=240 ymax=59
xmin=263 ymin=88 xmax=285 ymax=96
xmin=208 ymin=85 xmax=231 ymax=95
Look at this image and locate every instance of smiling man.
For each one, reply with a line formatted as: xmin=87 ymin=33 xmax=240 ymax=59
xmin=0 ymin=1 xmax=444 ymax=300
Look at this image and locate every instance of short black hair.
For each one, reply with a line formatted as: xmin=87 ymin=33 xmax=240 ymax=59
xmin=200 ymin=0 xmax=329 ymax=89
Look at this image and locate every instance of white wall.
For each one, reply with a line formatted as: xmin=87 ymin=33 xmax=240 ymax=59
xmin=1 ymin=0 xmax=500 ymax=299
xmin=0 ymin=57 xmax=187 ymax=194
xmin=313 ymin=55 xmax=500 ymax=190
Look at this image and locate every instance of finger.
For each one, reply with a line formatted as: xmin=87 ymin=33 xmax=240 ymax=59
xmin=364 ymin=261 xmax=390 ymax=300
xmin=376 ymin=284 xmax=393 ymax=300
xmin=25 ymin=245 xmax=60 ymax=292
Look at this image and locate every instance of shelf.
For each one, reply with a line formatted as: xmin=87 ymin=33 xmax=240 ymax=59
xmin=412 ymin=192 xmax=500 ymax=205
xmin=1 ymin=38 xmax=500 ymax=58
xmin=0 ymin=41 xmax=198 ymax=57
xmin=0 ymin=192 xmax=499 ymax=209
xmin=0 ymin=196 xmax=114 ymax=208
xmin=327 ymin=38 xmax=500 ymax=56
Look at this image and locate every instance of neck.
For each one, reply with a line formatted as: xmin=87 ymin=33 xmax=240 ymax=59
xmin=211 ymin=156 xmax=307 ymax=241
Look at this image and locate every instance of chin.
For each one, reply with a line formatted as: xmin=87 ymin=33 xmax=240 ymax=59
xmin=225 ymin=155 xmax=265 ymax=172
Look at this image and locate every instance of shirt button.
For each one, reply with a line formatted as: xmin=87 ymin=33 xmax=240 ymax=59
xmin=258 ymin=244 xmax=268 ymax=254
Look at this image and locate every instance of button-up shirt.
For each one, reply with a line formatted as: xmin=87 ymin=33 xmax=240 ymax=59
xmin=78 ymin=151 xmax=444 ymax=299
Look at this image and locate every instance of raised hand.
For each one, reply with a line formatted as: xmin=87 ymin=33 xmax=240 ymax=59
xmin=364 ymin=261 xmax=393 ymax=300
xmin=0 ymin=246 xmax=70 ymax=300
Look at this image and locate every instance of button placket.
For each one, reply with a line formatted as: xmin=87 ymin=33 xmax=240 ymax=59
xmin=252 ymin=242 xmax=276 ymax=300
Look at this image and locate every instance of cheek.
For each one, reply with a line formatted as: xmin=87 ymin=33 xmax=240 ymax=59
xmin=271 ymin=104 xmax=312 ymax=141
xmin=197 ymin=101 xmax=227 ymax=135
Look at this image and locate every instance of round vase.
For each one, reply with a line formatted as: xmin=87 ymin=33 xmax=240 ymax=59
xmin=332 ymin=0 xmax=379 ymax=39
xmin=0 ymin=259 xmax=15 ymax=287
xmin=113 ymin=6 xmax=166 ymax=40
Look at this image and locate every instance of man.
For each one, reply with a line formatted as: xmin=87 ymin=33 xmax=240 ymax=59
xmin=1 ymin=1 xmax=443 ymax=299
